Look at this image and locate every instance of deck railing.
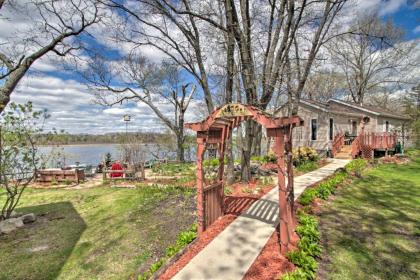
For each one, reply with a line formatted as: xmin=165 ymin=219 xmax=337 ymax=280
xmin=351 ymin=132 xmax=397 ymax=158
xmin=361 ymin=132 xmax=397 ymax=150
xmin=332 ymin=132 xmax=345 ymax=157
xmin=351 ymin=134 xmax=362 ymax=158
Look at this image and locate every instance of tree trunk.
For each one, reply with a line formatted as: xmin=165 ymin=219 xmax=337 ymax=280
xmin=224 ymin=8 xmax=235 ymax=184
xmin=241 ymin=120 xmax=253 ymax=182
xmin=226 ymin=136 xmax=235 ymax=185
xmin=176 ymin=134 xmax=185 ymax=162
xmin=252 ymin=124 xmax=262 ymax=156
xmin=176 ymin=111 xmax=185 ymax=162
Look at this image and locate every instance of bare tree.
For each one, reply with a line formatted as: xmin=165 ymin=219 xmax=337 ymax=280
xmin=229 ymin=0 xmax=346 ymax=180
xmin=302 ymin=70 xmax=346 ymax=101
xmin=0 ymin=0 xmax=102 ymax=112
xmin=402 ymin=85 xmax=420 ymax=148
xmin=153 ymin=0 xmax=346 ymax=181
xmin=328 ymin=14 xmax=418 ymax=105
xmin=85 ymin=54 xmax=196 ymax=162
xmin=100 ymin=0 xmax=216 ymax=114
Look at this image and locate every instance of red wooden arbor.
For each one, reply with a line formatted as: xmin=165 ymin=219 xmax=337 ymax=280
xmin=185 ymin=103 xmax=303 ymax=253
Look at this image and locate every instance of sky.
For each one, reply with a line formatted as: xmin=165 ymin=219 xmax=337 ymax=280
xmin=1 ymin=0 xmax=420 ymax=135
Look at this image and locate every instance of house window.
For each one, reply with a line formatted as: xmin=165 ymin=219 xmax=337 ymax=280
xmin=329 ymin=118 xmax=334 ymax=141
xmin=311 ymin=119 xmax=317 ymax=141
xmin=385 ymin=121 xmax=389 ymax=132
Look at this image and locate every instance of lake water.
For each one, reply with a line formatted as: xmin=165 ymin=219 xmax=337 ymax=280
xmin=38 ymin=144 xmax=121 ymax=166
xmin=38 ymin=144 xmax=191 ymax=167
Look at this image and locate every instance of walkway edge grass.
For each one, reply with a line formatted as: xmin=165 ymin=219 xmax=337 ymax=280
xmin=281 ymin=159 xmax=366 ymax=280
xmin=138 ymin=223 xmax=197 ymax=280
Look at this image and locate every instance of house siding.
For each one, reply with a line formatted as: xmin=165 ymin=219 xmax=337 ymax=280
xmin=276 ymin=100 xmax=410 ymax=152
xmin=277 ymin=104 xmax=330 ymax=152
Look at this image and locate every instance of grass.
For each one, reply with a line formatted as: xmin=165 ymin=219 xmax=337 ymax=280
xmin=151 ymin=162 xmax=194 ymax=177
xmin=295 ymin=161 xmax=319 ymax=174
xmin=0 ymin=185 xmax=196 ymax=280
xmin=317 ymin=150 xmax=420 ymax=280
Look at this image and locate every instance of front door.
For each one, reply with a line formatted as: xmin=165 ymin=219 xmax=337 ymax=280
xmin=351 ymin=121 xmax=358 ymax=136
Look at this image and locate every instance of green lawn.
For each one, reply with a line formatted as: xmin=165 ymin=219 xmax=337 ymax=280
xmin=318 ymin=151 xmax=420 ymax=280
xmin=0 ymin=185 xmax=195 ymax=280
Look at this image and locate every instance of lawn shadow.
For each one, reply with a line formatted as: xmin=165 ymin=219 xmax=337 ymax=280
xmin=318 ymin=174 xmax=420 ymax=279
xmin=0 ymin=202 xmax=86 ymax=280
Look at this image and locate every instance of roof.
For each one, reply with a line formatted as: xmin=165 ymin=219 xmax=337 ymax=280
xmin=277 ymin=98 xmax=410 ymax=120
xmin=327 ymin=99 xmax=411 ymax=120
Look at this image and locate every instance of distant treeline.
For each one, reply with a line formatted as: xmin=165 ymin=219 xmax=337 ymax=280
xmin=35 ymin=132 xmax=179 ymax=145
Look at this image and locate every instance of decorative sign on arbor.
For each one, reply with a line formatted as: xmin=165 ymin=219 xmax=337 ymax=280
xmin=185 ymin=103 xmax=303 ymax=254
xmin=215 ymin=103 xmax=253 ymax=118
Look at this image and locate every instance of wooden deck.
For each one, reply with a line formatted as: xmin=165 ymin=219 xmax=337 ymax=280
xmin=351 ymin=132 xmax=397 ymax=159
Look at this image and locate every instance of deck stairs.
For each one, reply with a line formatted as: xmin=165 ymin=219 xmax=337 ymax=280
xmin=334 ymin=145 xmax=352 ymax=160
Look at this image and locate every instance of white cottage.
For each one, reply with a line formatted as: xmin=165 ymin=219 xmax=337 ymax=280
xmin=275 ymin=99 xmax=411 ymax=158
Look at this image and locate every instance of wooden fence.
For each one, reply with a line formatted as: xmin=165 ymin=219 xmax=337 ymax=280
xmin=203 ymin=181 xmax=223 ymax=229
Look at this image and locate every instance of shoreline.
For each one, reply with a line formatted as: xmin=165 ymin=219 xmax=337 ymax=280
xmin=38 ymin=143 xmax=153 ymax=147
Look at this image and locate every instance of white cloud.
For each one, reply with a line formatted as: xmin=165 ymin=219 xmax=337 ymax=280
xmin=378 ymin=0 xmax=406 ymax=16
xmin=414 ymin=25 xmax=420 ymax=34
xmin=348 ymin=0 xmax=407 ymax=17
xmin=8 ymin=74 xmax=202 ymax=134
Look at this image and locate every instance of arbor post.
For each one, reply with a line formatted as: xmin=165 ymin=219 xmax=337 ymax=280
xmin=274 ymin=128 xmax=291 ymax=254
xmin=218 ymin=127 xmax=227 ymax=214
xmin=285 ymin=126 xmax=296 ymax=229
xmin=196 ymin=138 xmax=206 ymax=236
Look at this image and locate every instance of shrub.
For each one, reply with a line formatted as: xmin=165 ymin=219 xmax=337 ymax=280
xmin=286 ymin=250 xmax=317 ymax=279
xmin=281 ymin=268 xmax=307 ymax=280
xmin=316 ymin=181 xmax=334 ymax=200
xmin=345 ymin=159 xmax=367 ymax=178
xmin=292 ymin=147 xmax=319 ymax=167
xmin=251 ymin=155 xmax=264 ymax=162
xmin=224 ymin=187 xmax=232 ymax=195
xmin=298 ymin=188 xmax=318 ymax=206
xmin=283 ymin=164 xmax=354 ymax=280
xmin=296 ymin=161 xmax=319 ymax=173
xmin=203 ymin=158 xmax=220 ymax=168
xmin=283 ymin=212 xmax=320 ymax=280
xmin=257 ymin=150 xmax=277 ymax=164
xmin=152 ymin=162 xmax=194 ymax=176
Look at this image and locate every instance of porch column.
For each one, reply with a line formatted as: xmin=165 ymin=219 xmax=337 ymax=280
xmin=274 ymin=128 xmax=291 ymax=254
xmin=196 ymin=138 xmax=206 ymax=236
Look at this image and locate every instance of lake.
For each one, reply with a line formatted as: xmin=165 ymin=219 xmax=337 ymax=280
xmin=38 ymin=144 xmax=193 ymax=167
xmin=39 ymin=144 xmax=121 ymax=166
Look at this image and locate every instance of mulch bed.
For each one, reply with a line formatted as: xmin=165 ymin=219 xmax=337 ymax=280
xmin=159 ymin=186 xmax=301 ymax=280
xmin=243 ymin=231 xmax=296 ymax=280
xmin=159 ymin=183 xmax=276 ymax=279
xmin=228 ymin=179 xmax=275 ymax=197
xmin=159 ymin=174 xmax=325 ymax=279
